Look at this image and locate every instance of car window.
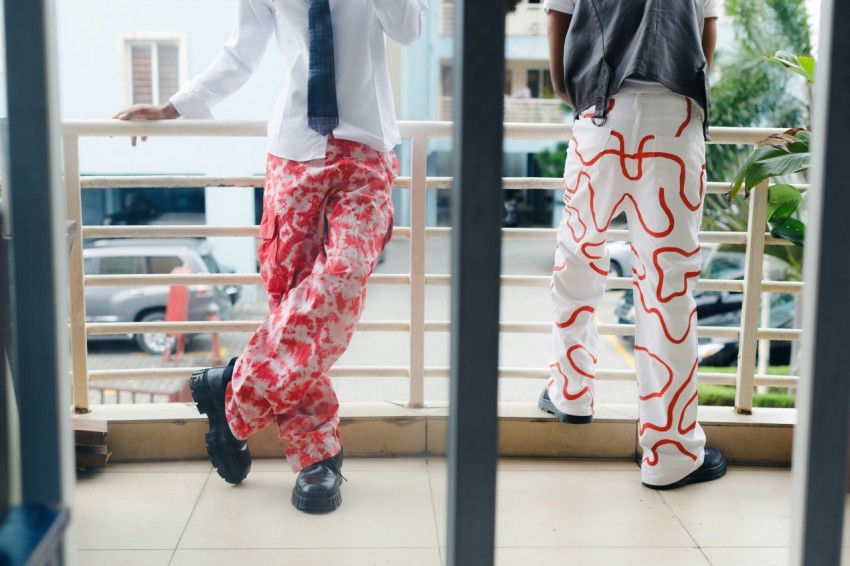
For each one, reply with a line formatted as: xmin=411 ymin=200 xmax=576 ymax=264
xmin=201 ymin=253 xmax=220 ymax=274
xmin=83 ymin=257 xmax=96 ymax=275
xmin=149 ymin=255 xmax=183 ymax=274
xmin=704 ymin=255 xmax=744 ymax=279
xmin=98 ymin=256 xmax=144 ymax=275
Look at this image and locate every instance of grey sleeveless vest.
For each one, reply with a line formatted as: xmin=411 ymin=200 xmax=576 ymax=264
xmin=562 ymin=0 xmax=711 ymax=138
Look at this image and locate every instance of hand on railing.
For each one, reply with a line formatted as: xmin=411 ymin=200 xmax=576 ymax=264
xmin=112 ymin=102 xmax=180 ymax=147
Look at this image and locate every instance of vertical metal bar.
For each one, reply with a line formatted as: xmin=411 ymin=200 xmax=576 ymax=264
xmin=408 ymin=133 xmax=427 ymax=408
xmin=790 ymin=0 xmax=850 ymax=562
xmin=446 ymin=0 xmax=505 ymax=564
xmin=64 ymin=133 xmax=89 ymax=413
xmin=734 ymin=180 xmax=768 ymax=414
xmin=4 ymin=0 xmax=74 ymax=518
xmin=0 ymin=212 xmax=9 ymax=525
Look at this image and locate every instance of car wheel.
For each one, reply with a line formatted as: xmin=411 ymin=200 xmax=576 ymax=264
xmin=134 ymin=311 xmax=174 ymax=356
xmin=609 ymin=261 xmax=623 ymax=278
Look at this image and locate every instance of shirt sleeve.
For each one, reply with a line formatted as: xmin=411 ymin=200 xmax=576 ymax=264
xmin=169 ymin=0 xmax=275 ymax=119
xmin=543 ymin=0 xmax=575 ymax=15
xmin=373 ymin=0 xmax=429 ymax=46
xmin=704 ymin=0 xmax=723 ymax=19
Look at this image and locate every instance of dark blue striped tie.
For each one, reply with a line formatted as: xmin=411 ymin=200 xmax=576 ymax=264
xmin=307 ymin=0 xmax=339 ymax=135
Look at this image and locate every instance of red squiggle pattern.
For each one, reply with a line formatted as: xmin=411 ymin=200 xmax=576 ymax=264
xmin=555 ymin=306 xmax=595 ymax=329
xmin=634 ymin=345 xmax=674 ymax=401
xmin=566 ymin=344 xmax=598 ymax=379
xmin=640 ymin=359 xmax=699 ymax=436
xmin=551 ymin=361 xmax=594 ymax=403
xmin=633 ymin=281 xmax=698 ymax=344
xmin=653 ymin=246 xmax=701 ymax=303
xmin=642 ymin=439 xmax=699 ymax=467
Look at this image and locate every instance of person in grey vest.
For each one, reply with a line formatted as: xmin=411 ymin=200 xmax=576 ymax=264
xmin=540 ymin=0 xmax=728 ymax=489
xmin=114 ymin=0 xmax=427 ymax=512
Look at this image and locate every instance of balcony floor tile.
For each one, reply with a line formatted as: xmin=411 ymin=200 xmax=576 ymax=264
xmin=177 ymin=469 xmax=439 ymax=550
xmin=170 ymin=549 xmax=442 ymax=566
xmin=75 ymin=470 xmax=211 ymax=550
xmin=74 ymin=458 xmax=850 ymax=565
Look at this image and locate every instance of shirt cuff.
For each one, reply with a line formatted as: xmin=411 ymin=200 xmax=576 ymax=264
xmin=169 ymin=87 xmax=214 ymax=120
xmin=542 ymin=0 xmax=573 ymax=15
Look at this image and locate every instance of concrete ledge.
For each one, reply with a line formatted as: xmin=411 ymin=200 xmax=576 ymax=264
xmin=74 ymin=402 xmax=795 ymax=465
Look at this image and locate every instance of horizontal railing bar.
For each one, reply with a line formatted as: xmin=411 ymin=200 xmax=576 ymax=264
xmin=86 ymin=366 xmax=412 ymax=382
xmin=85 ymin=273 xmax=411 ymax=287
xmin=81 ymin=224 xmax=796 ymax=248
xmin=63 ymin=120 xmax=785 ymax=146
xmin=86 ymin=320 xmax=410 ymax=335
xmin=422 ymin=178 xmax=809 ymax=194
xmin=77 ymin=174 xmax=811 ymax=195
xmin=84 ymin=319 xmax=795 ymax=340
xmin=81 ymin=176 xmax=266 ymax=189
xmin=757 ymin=328 xmax=802 ymax=340
xmin=81 ymin=225 xmax=414 ymax=240
xmin=422 ymin=321 xmax=743 ymax=339
xmin=83 ymin=225 xmax=261 ymax=238
xmin=82 ymin=272 xmax=801 ymax=294
xmin=85 ymin=365 xmax=798 ymax=388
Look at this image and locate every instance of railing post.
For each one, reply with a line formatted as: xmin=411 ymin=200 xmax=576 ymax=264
xmin=735 ymin=179 xmax=769 ymax=414
xmin=63 ymin=132 xmax=89 ymax=413
xmin=408 ymin=133 xmax=427 ymax=408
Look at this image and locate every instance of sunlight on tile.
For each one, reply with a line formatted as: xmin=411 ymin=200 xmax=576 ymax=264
xmin=178 ymin=470 xmax=439 ymax=549
xmin=430 ymin=469 xmax=694 ymax=548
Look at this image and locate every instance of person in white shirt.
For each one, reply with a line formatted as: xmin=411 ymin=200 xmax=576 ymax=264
xmin=539 ymin=0 xmax=729 ymax=490
xmin=115 ymin=0 xmax=428 ymax=513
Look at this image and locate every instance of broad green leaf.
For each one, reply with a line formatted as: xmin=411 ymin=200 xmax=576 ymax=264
xmin=744 ymin=152 xmax=810 ymax=189
xmin=767 ymin=184 xmax=803 ymax=223
xmin=764 ymin=52 xmax=816 ymax=84
xmin=769 ymin=217 xmax=806 ymax=246
xmin=729 ymin=128 xmax=810 ymax=199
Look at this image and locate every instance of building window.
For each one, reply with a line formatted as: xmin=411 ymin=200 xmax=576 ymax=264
xmin=124 ymin=37 xmax=186 ymax=106
xmin=443 ymin=63 xmax=514 ymax=97
xmin=526 ymin=68 xmax=555 ymax=99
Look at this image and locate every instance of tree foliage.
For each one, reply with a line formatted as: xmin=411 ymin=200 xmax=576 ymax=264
xmin=707 ymin=0 xmax=812 ymax=181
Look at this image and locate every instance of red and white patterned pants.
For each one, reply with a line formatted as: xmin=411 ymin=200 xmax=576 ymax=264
xmin=550 ymin=90 xmax=708 ymax=486
xmin=226 ymin=137 xmax=398 ymax=472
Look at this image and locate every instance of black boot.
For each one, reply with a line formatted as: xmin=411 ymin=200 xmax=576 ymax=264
xmin=537 ymin=389 xmax=593 ymax=424
xmin=642 ymin=448 xmax=727 ymax=490
xmin=190 ymin=357 xmax=251 ymax=485
xmin=292 ymin=450 xmax=345 ymax=513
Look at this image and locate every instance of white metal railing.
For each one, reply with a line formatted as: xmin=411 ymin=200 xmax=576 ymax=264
xmin=440 ymin=96 xmax=567 ymax=124
xmin=63 ymin=120 xmax=803 ymax=415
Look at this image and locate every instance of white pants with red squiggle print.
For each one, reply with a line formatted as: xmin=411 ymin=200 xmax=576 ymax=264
xmin=549 ymin=90 xmax=708 ymax=486
xmin=225 ymin=137 xmax=398 ymax=473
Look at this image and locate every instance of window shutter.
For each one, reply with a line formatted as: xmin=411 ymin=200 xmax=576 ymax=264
xmin=157 ymin=43 xmax=180 ymax=104
xmin=131 ymin=44 xmax=153 ymax=105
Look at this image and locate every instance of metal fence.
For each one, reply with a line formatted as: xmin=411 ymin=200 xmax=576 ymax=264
xmin=63 ymin=120 xmax=804 ymax=415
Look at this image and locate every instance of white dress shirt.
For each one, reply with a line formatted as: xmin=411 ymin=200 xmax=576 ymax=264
xmin=170 ymin=0 xmax=428 ymax=162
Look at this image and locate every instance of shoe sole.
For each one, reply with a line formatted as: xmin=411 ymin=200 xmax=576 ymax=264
xmin=190 ymin=369 xmax=249 ymax=485
xmin=538 ymin=392 xmax=593 ymax=424
xmin=642 ymin=457 xmax=728 ymax=490
xmin=291 ymin=487 xmax=342 ymax=513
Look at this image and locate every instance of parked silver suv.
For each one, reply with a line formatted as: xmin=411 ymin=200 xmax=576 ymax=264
xmin=83 ymin=239 xmax=238 ymax=354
